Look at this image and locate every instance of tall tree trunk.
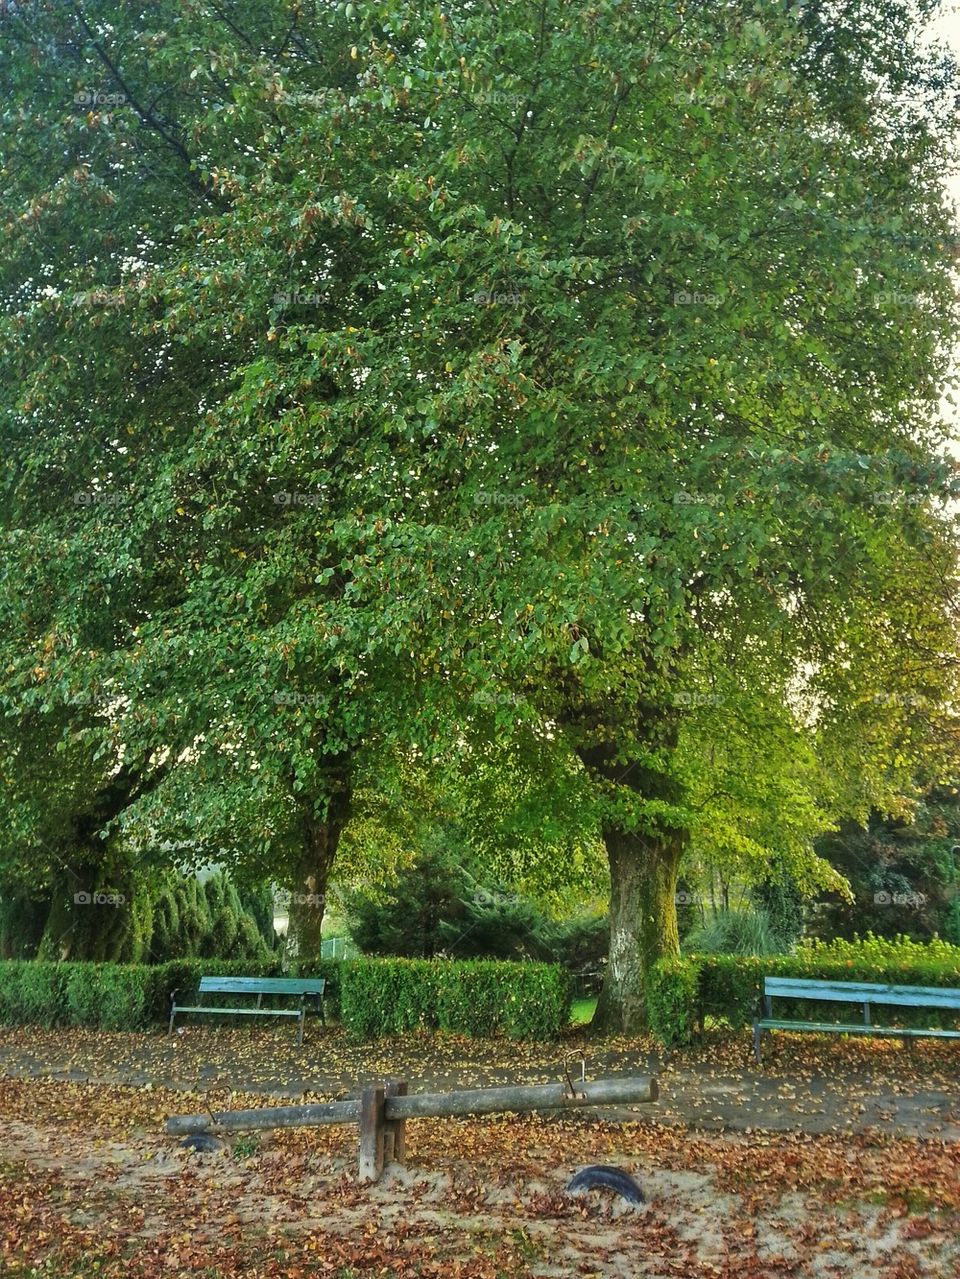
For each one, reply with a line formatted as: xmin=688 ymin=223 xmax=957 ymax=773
xmin=591 ymin=828 xmax=683 ymax=1034
xmin=37 ymin=847 xmax=134 ymax=961
xmin=575 ymin=706 xmax=687 ymax=1035
xmin=286 ymin=765 xmax=352 ymax=964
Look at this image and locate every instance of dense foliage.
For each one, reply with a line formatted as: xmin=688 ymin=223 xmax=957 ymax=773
xmin=2 ymin=0 xmax=959 ymax=1031
xmin=339 ymin=957 xmax=572 ymax=1040
xmin=648 ymin=935 xmax=960 ymax=1046
xmin=0 ymin=868 xmax=277 ymax=963
xmin=344 ymin=847 xmax=607 ymax=982
xmin=812 ymin=785 xmax=960 ymax=943
xmin=0 ymin=956 xmax=292 ymax=1029
xmin=0 ymin=952 xmax=570 ymax=1037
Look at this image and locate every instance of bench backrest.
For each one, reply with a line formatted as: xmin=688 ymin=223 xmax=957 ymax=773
xmin=763 ymin=976 xmax=960 ymax=1010
xmin=198 ymin=976 xmax=326 ymax=996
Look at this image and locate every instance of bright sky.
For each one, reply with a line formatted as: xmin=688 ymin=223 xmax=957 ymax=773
xmin=926 ymin=3 xmax=960 ymax=439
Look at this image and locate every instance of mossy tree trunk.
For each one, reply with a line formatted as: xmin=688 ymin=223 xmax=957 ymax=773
xmin=590 ymin=828 xmax=684 ymax=1034
xmin=286 ymin=764 xmax=352 ymax=964
xmin=576 ymin=711 xmax=688 ymax=1035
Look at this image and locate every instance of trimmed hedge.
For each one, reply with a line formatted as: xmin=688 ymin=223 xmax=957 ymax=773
xmin=0 ymin=955 xmax=565 ymax=1036
xmin=0 ymin=956 xmax=339 ymax=1030
xmin=339 ymin=957 xmax=571 ymax=1040
xmin=0 ymin=961 xmax=69 ymax=1028
xmin=647 ymin=935 xmax=960 ymax=1047
xmin=646 ymin=957 xmax=700 ymax=1047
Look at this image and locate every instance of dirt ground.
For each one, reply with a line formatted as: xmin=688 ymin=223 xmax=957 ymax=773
xmin=1 ymin=1026 xmax=958 ymax=1278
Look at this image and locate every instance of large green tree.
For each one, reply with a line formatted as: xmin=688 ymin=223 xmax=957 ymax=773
xmin=0 ymin=0 xmax=395 ymax=956
xmin=2 ymin=0 xmax=959 ymax=1029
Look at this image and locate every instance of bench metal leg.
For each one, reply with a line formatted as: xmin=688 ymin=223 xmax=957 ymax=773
xmin=297 ymin=1009 xmax=305 ymax=1047
xmin=752 ymin=1021 xmax=762 ymax=1064
xmin=168 ymin=1008 xmax=177 ymax=1037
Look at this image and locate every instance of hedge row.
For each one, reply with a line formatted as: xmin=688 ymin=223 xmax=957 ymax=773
xmin=338 ymin=958 xmax=571 ymax=1040
xmin=0 ymin=957 xmax=327 ymax=1030
xmin=0 ymin=956 xmax=568 ymax=1038
xmin=648 ymin=936 xmax=960 ymax=1047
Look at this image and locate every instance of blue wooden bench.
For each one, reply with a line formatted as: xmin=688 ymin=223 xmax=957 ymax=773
xmin=753 ymin=976 xmax=960 ymax=1062
xmin=168 ymin=976 xmax=326 ymax=1046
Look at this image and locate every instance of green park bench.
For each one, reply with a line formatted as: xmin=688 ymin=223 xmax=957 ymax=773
xmin=753 ymin=975 xmax=960 ymax=1063
xmin=168 ymin=976 xmax=326 ymax=1046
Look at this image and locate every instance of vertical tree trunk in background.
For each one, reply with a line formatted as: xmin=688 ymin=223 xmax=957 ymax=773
xmin=287 ymin=766 xmax=352 ymax=963
xmin=576 ymin=708 xmax=687 ymax=1035
xmin=38 ymin=850 xmax=131 ymax=961
xmin=590 ymin=828 xmax=684 ymax=1034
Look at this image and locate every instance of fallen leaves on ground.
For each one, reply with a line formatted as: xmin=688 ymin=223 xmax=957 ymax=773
xmin=0 ymin=1062 xmax=957 ymax=1279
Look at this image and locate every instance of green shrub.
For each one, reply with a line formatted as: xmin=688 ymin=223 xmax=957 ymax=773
xmin=16 ymin=961 xmax=68 ymax=1027
xmin=345 ymin=849 xmax=568 ymax=965
xmin=345 ymin=850 xmax=469 ymax=958
xmin=0 ymin=960 xmax=27 ymax=1023
xmin=339 ymin=958 xmax=571 ymax=1040
xmin=61 ymin=962 xmax=103 ymax=1027
xmin=695 ymin=954 xmax=768 ymax=1028
xmin=435 ymin=959 xmax=571 ymax=1039
xmin=339 ymin=958 xmax=436 ymax=1036
xmin=0 ymin=961 xmax=71 ymax=1026
xmin=682 ymin=935 xmax=960 ymax=1040
xmin=0 ymin=955 xmax=319 ymax=1028
xmin=647 ymin=958 xmax=700 ymax=1046
xmin=684 ymin=908 xmax=780 ymax=957
xmin=62 ymin=963 xmax=157 ymax=1029
xmin=751 ymin=876 xmax=806 ymax=950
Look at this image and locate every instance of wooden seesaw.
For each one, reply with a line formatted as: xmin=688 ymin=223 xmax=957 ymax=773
xmin=165 ymin=1072 xmax=659 ymax=1184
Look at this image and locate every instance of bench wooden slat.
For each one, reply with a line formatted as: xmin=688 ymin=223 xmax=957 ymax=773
xmin=763 ymin=977 xmax=960 ymax=1008
xmin=197 ymin=977 xmax=325 ymax=995
xmin=753 ymin=975 xmax=960 ymax=1062
xmin=172 ymin=1005 xmax=304 ymax=1017
xmin=170 ymin=975 xmax=327 ymax=1045
xmin=757 ymin=1018 xmax=960 ymax=1038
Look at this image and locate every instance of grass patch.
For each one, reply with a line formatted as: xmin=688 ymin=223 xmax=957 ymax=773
xmin=570 ymin=997 xmax=597 ymax=1025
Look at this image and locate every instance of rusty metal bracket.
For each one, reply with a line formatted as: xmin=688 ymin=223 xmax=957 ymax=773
xmin=563 ymin=1052 xmax=587 ymax=1100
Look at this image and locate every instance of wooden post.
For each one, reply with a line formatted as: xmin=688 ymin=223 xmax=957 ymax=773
xmin=383 ymin=1079 xmax=408 ymax=1166
xmin=358 ymin=1085 xmax=385 ymax=1184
